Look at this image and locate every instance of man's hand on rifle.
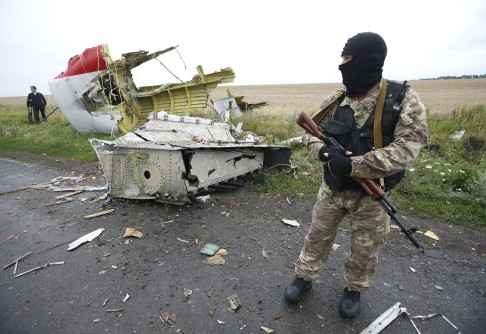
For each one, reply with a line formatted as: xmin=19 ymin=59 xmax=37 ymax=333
xmin=325 ymin=153 xmax=353 ymax=178
xmin=318 ymin=146 xmax=348 ymax=161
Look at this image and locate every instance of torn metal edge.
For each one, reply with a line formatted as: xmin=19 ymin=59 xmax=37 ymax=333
xmin=360 ymin=302 xmax=408 ymax=334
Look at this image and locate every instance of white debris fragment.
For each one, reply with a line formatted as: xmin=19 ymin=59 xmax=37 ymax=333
xmin=196 ymin=195 xmax=210 ymax=202
xmin=409 ymin=267 xmax=416 ymax=273
xmin=410 ymin=313 xmax=460 ymax=332
xmin=67 ymin=228 xmax=105 ymax=250
xmin=281 ymin=219 xmax=300 ymax=227
xmin=14 ymin=262 xmax=65 ymax=278
xmin=227 ymin=293 xmax=241 ymax=310
xmin=424 ymin=231 xmax=440 ymax=240
xmin=279 ymin=136 xmax=303 ymax=144
xmin=332 ymin=244 xmax=341 ymax=251
xmin=50 ymin=185 xmax=107 ymax=192
xmin=360 ymin=302 xmax=408 ymax=334
xmin=449 ymin=130 xmax=465 ymax=141
xmin=261 ymin=326 xmax=274 ymax=333
xmin=123 ymin=294 xmax=130 ymax=302
xmin=50 ymin=176 xmax=71 ymax=183
xmin=4 ymin=252 xmax=32 ymax=271
xmin=217 ymin=320 xmax=225 ymax=324
xmin=184 ymin=288 xmax=192 ymax=298
xmin=434 ymin=285 xmax=444 ymax=291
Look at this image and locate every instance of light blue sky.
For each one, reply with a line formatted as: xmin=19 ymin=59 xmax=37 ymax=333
xmin=1 ymin=0 xmax=485 ymax=97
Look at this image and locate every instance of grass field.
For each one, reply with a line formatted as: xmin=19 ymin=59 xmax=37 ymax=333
xmin=210 ymin=78 xmax=486 ymax=116
xmin=3 ymin=79 xmax=486 ymax=116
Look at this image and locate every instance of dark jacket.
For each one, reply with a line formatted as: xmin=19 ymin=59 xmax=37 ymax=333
xmin=27 ymin=92 xmax=47 ymax=107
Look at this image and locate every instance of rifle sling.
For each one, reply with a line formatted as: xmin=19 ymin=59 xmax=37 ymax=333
xmin=311 ymin=89 xmax=345 ymax=124
xmin=374 ymin=78 xmax=387 ymax=188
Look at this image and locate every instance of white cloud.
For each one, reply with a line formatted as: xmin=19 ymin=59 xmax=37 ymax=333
xmin=1 ymin=0 xmax=485 ymax=96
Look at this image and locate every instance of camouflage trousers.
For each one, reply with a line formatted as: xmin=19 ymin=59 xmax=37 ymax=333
xmin=295 ymin=182 xmax=390 ymax=291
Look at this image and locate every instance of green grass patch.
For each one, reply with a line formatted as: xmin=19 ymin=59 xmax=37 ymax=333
xmin=0 ymin=105 xmax=114 ymax=161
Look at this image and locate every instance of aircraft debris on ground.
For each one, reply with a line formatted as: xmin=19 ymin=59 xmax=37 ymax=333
xmin=49 ymin=44 xmax=291 ymax=204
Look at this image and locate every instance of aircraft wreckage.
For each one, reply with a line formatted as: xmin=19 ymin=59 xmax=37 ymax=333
xmin=49 ymin=45 xmax=291 ymax=204
xmin=48 ymin=44 xmax=238 ymax=134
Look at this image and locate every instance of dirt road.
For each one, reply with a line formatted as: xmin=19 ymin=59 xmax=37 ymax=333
xmin=0 ymin=155 xmax=485 ymax=333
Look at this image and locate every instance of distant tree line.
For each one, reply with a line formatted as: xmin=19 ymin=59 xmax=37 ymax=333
xmin=419 ymin=74 xmax=486 ymax=80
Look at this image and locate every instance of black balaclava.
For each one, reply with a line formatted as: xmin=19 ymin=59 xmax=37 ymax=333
xmin=338 ymin=32 xmax=387 ymax=97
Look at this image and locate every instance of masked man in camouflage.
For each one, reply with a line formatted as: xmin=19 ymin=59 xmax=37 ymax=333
xmin=284 ymin=32 xmax=429 ymax=319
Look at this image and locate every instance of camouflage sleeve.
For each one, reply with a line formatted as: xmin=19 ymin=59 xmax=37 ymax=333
xmin=303 ymin=89 xmax=343 ymax=161
xmin=350 ymin=88 xmax=429 ymax=179
xmin=303 ymin=133 xmax=324 ymax=161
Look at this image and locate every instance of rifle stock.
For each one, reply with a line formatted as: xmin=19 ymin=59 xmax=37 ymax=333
xmin=297 ymin=111 xmax=424 ymax=252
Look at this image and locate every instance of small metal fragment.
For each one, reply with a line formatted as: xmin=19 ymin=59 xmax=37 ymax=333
xmin=360 ymin=302 xmax=408 ymax=334
xmin=14 ymin=262 xmax=65 ymax=278
xmin=262 ymin=247 xmax=270 ymax=261
xmin=4 ymin=252 xmax=32 ymax=269
xmin=227 ymin=293 xmax=241 ymax=310
xmin=67 ymin=228 xmax=105 ymax=250
xmin=410 ymin=313 xmax=461 ymax=333
xmin=281 ymin=219 xmax=300 ymax=227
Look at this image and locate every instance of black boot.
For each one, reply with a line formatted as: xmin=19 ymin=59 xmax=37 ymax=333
xmin=284 ymin=276 xmax=312 ymax=304
xmin=339 ymin=287 xmax=361 ymax=319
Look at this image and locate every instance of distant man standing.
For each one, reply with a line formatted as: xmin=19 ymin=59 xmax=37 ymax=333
xmin=284 ymin=32 xmax=429 ymax=319
xmin=27 ymin=86 xmax=47 ymax=124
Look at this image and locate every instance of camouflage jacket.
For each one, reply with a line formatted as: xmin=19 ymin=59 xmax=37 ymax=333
xmin=303 ymin=81 xmax=429 ymax=179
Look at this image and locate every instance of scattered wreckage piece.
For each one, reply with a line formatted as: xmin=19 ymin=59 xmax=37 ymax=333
xmin=211 ymin=89 xmax=268 ymax=122
xmin=123 ymin=228 xmax=143 ymax=238
xmin=90 ymin=111 xmax=291 ymax=204
xmin=409 ymin=313 xmax=461 ymax=333
xmin=4 ymin=252 xmax=32 ymax=275
xmin=83 ymin=209 xmax=114 ymax=219
xmin=50 ymin=185 xmax=107 ymax=192
xmin=67 ymin=228 xmax=105 ymax=250
xmin=212 ymin=96 xmax=242 ymax=122
xmin=49 ymin=44 xmax=235 ymax=134
xmin=360 ymin=302 xmax=408 ymax=334
xmin=360 ymin=302 xmax=461 ymax=334
xmin=45 ymin=198 xmax=73 ymax=207
xmin=14 ymin=262 xmax=65 ymax=278
xmin=225 ymin=89 xmax=268 ymax=111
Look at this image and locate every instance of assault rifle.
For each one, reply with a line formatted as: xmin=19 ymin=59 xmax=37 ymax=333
xmin=297 ymin=111 xmax=424 ymax=252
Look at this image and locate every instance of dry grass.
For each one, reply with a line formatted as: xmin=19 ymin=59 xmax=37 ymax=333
xmin=210 ymin=78 xmax=486 ymax=116
xmin=2 ymin=79 xmax=485 ymax=116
